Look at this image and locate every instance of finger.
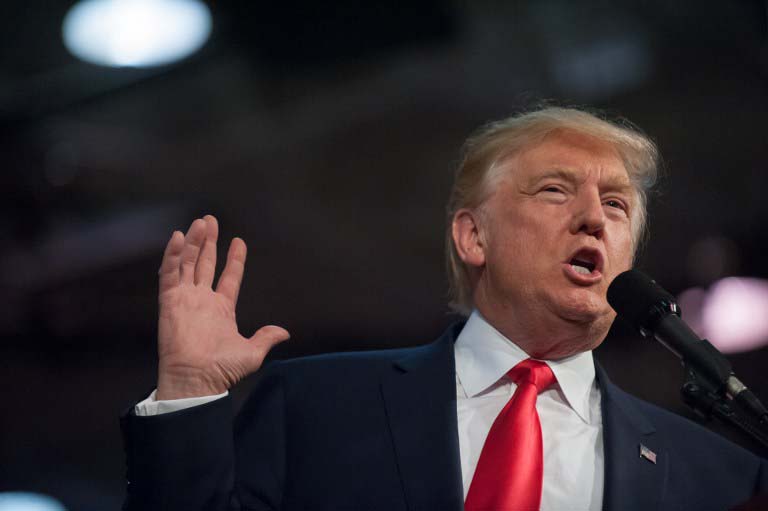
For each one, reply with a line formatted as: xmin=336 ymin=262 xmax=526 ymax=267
xmin=216 ymin=237 xmax=247 ymax=304
xmin=158 ymin=230 xmax=184 ymax=294
xmin=179 ymin=218 xmax=207 ymax=285
xmin=194 ymin=215 xmax=219 ymax=287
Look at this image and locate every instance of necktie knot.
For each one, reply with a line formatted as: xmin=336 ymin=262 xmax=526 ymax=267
xmin=508 ymin=358 xmax=556 ymax=393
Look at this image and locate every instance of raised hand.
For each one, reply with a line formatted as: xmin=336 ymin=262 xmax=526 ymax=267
xmin=155 ymin=215 xmax=290 ymax=400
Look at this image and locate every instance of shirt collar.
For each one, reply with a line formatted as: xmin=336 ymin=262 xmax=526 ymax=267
xmin=454 ymin=309 xmax=597 ymax=424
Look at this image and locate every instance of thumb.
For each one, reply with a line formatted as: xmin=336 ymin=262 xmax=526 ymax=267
xmin=249 ymin=324 xmax=291 ymax=350
xmin=241 ymin=325 xmax=290 ymax=376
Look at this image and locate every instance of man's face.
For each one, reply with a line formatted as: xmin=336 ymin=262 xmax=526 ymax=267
xmin=474 ymin=130 xmax=635 ymax=344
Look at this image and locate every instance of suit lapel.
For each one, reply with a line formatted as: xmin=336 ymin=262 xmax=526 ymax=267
xmin=380 ymin=325 xmax=464 ymax=511
xmin=597 ymin=364 xmax=669 ymax=511
xmin=379 ymin=326 xmax=670 ymax=511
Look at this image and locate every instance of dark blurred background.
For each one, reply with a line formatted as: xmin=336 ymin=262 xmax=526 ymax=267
xmin=2 ymin=1 xmax=768 ymax=509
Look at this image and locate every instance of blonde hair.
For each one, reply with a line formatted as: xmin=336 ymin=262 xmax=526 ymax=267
xmin=446 ymin=106 xmax=659 ymax=315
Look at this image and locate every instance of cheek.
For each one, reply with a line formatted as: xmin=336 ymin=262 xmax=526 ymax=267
xmin=483 ymin=203 xmax=564 ymax=271
xmin=483 ymin=231 xmax=533 ymax=285
xmin=611 ymin=233 xmax=634 ymax=272
xmin=512 ymin=207 xmax=562 ymax=241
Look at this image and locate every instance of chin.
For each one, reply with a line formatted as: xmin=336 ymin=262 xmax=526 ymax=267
xmin=553 ymin=292 xmax=612 ymax=325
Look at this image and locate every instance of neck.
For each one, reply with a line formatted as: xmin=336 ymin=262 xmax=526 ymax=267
xmin=474 ymin=303 xmax=612 ymax=360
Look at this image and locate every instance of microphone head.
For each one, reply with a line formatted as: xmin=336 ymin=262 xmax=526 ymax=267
xmin=607 ymin=269 xmax=679 ymax=333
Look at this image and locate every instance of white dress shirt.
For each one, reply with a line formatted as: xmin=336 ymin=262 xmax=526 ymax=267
xmin=455 ymin=310 xmax=604 ymax=510
xmin=136 ymin=310 xmax=604 ymax=509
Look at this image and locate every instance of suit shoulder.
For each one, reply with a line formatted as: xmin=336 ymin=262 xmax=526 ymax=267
xmin=266 ymin=338 xmax=443 ymax=379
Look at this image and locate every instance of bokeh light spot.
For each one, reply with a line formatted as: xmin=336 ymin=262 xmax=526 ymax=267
xmin=62 ymin=0 xmax=212 ymax=68
xmin=679 ymin=277 xmax=768 ymax=354
xmin=0 ymin=492 xmax=66 ymax=511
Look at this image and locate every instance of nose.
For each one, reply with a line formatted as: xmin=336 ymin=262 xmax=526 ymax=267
xmin=570 ymin=190 xmax=606 ymax=238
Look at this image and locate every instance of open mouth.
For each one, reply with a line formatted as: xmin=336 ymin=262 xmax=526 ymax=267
xmin=567 ymin=248 xmax=603 ymax=276
xmin=570 ymin=258 xmax=595 ymax=275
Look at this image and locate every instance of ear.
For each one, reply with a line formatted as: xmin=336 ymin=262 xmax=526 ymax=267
xmin=452 ymin=208 xmax=486 ymax=268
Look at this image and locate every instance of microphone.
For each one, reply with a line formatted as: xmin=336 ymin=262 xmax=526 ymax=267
xmin=607 ymin=269 xmax=768 ymax=426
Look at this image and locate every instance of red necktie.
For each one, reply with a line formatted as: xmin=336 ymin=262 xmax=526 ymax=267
xmin=465 ymin=359 xmax=556 ymax=511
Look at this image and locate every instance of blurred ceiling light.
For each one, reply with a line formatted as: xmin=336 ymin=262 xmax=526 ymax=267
xmin=0 ymin=492 xmax=66 ymax=511
xmin=678 ymin=277 xmax=768 ymax=354
xmin=548 ymin=36 xmax=652 ymax=100
xmin=62 ymin=0 xmax=212 ymax=68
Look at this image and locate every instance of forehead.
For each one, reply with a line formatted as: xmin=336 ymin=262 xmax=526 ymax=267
xmin=501 ymin=130 xmax=631 ymax=187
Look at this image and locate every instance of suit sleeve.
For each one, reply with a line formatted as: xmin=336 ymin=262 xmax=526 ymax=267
xmin=119 ymin=363 xmax=286 ymax=511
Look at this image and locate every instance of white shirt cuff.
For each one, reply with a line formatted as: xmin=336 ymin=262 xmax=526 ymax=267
xmin=134 ymin=389 xmax=229 ymax=416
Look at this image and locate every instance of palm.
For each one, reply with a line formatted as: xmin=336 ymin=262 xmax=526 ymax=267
xmin=155 ymin=215 xmax=289 ymax=399
xmin=159 ymin=285 xmax=245 ymax=387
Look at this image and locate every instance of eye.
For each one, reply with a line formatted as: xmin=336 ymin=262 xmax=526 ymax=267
xmin=541 ymin=185 xmax=565 ymax=194
xmin=604 ymin=199 xmax=627 ymax=211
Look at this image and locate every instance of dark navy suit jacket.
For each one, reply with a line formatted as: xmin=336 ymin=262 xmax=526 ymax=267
xmin=121 ymin=323 xmax=768 ymax=510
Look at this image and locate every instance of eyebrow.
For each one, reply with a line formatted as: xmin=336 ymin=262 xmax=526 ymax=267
xmin=527 ymin=169 xmax=578 ymax=187
xmin=528 ymin=168 xmax=633 ymax=193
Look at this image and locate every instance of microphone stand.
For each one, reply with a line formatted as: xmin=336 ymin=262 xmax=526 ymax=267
xmin=672 ymin=348 xmax=768 ymax=452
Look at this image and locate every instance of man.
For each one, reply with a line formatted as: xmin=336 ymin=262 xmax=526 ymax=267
xmin=121 ymin=107 xmax=767 ymax=510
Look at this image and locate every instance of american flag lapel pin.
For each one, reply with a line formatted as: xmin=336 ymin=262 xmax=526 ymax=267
xmin=639 ymin=444 xmax=657 ymax=464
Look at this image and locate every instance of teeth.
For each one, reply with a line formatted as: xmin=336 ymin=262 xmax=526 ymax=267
xmin=571 ymin=264 xmax=591 ymax=275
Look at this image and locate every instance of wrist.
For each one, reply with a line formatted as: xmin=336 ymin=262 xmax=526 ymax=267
xmin=157 ymin=368 xmax=228 ymax=400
